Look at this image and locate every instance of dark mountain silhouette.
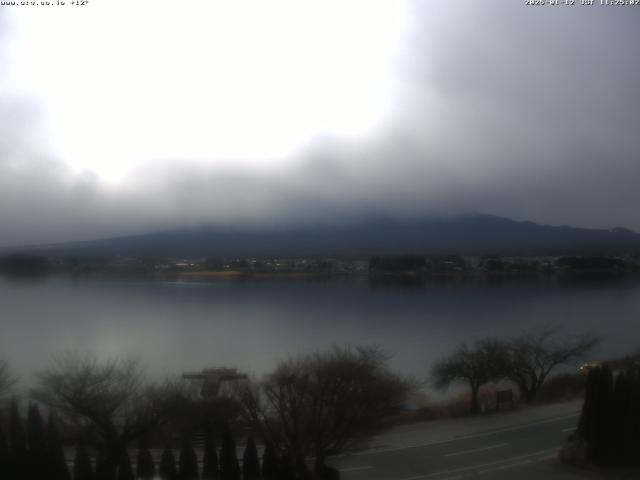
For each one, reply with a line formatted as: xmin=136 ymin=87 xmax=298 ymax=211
xmin=5 ymin=214 xmax=640 ymax=259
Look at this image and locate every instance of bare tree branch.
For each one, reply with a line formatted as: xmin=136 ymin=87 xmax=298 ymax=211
xmin=506 ymin=329 xmax=600 ymax=402
xmin=236 ymin=345 xmax=412 ymax=477
xmin=31 ymin=352 xmax=184 ymax=480
xmin=0 ymin=358 xmax=16 ymax=398
xmin=431 ymin=339 xmax=509 ymax=414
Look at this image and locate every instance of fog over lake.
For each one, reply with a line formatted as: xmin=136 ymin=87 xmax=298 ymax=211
xmin=1 ymin=275 xmax=638 ymax=391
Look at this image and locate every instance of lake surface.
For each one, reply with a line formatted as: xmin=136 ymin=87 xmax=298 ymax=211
xmin=1 ymin=274 xmax=639 ymax=389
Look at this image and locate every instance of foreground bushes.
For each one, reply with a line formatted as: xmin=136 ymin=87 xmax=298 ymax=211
xmin=0 ymin=402 xmax=71 ymax=480
xmin=0 ymin=412 xmax=341 ymax=480
xmin=237 ymin=346 xmax=408 ymax=478
xmin=4 ymin=347 xmax=405 ymax=479
xmin=577 ymin=364 xmax=640 ymax=466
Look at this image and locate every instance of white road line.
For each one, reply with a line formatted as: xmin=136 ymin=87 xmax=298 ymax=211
xmin=562 ymin=427 xmax=577 ymax=432
xmin=339 ymin=465 xmax=372 ymax=473
xmin=478 ymin=459 xmax=531 ymax=474
xmin=349 ymin=413 xmax=579 ymax=456
xmin=444 ymin=442 xmax=508 ymax=457
xmin=394 ymin=446 xmax=560 ymax=479
xmin=398 ymin=476 xmax=463 ymax=480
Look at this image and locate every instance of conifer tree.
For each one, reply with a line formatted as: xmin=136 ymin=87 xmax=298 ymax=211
xmin=578 ymin=363 xmax=640 ymax=467
xmin=622 ymin=365 xmax=640 ymax=466
xmin=260 ymin=443 xmax=279 ymax=480
xmin=136 ymin=437 xmax=156 ymax=480
xmin=27 ymin=403 xmax=48 ymax=479
xmin=178 ymin=437 xmax=199 ymax=480
xmin=202 ymin=426 xmax=219 ymax=480
xmin=0 ymin=426 xmax=10 ymax=480
xmin=159 ymin=446 xmax=178 ymax=480
xmin=278 ymin=452 xmax=296 ymax=480
xmin=117 ymin=451 xmax=135 ymax=480
xmin=95 ymin=451 xmax=112 ymax=480
xmin=73 ymin=444 xmax=95 ymax=480
xmin=608 ymin=372 xmax=630 ymax=464
xmin=9 ymin=398 xmax=27 ymax=455
xmin=9 ymin=398 xmax=27 ymax=479
xmin=219 ymin=423 xmax=240 ymax=480
xmin=241 ymin=437 xmax=260 ymax=480
xmin=578 ymin=366 xmax=600 ymax=453
xmin=592 ymin=365 xmax=613 ymax=464
xmin=47 ymin=412 xmax=71 ymax=480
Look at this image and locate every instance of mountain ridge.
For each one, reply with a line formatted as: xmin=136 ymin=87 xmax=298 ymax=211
xmin=4 ymin=213 xmax=640 ymax=259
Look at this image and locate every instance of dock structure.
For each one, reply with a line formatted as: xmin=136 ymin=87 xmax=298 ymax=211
xmin=182 ymin=367 xmax=248 ymax=398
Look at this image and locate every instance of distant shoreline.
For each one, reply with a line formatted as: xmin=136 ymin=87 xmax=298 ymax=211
xmin=2 ymin=259 xmax=640 ymax=283
xmin=171 ymin=269 xmax=640 ymax=282
xmin=4 ymin=268 xmax=631 ymax=284
xmin=177 ymin=270 xmax=348 ymax=279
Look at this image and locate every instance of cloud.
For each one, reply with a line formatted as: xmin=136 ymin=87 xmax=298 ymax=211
xmin=1 ymin=1 xmax=640 ymax=246
xmin=391 ymin=1 xmax=640 ymax=226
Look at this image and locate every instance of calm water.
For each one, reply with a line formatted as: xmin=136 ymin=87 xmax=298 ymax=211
xmin=1 ymin=274 xmax=639 ymax=389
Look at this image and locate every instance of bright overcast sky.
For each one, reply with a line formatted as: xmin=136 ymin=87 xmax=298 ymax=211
xmin=5 ymin=0 xmax=408 ymax=181
xmin=1 ymin=0 xmax=640 ymax=245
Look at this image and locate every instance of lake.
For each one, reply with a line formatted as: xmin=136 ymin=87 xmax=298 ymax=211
xmin=1 ymin=274 xmax=639 ymax=390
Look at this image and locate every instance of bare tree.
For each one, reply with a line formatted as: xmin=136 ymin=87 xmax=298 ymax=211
xmin=0 ymin=359 xmax=15 ymax=398
xmin=506 ymin=329 xmax=599 ymax=403
xmin=237 ymin=346 xmax=412 ymax=478
xmin=32 ymin=353 xmax=183 ymax=480
xmin=431 ymin=339 xmax=509 ymax=414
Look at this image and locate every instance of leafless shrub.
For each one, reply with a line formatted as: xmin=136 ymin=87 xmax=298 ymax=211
xmin=237 ymin=346 xmax=412 ymax=477
xmin=506 ymin=329 xmax=599 ymax=403
xmin=32 ymin=352 xmax=185 ymax=480
xmin=0 ymin=358 xmax=16 ymax=398
xmin=431 ymin=339 xmax=509 ymax=414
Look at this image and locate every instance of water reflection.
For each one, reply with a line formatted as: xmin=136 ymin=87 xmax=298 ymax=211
xmin=0 ymin=274 xmax=638 ymax=388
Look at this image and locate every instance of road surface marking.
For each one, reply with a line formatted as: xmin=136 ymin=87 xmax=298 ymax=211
xmin=348 ymin=413 xmax=579 ymax=456
xmin=397 ymin=476 xmax=463 ymax=480
xmin=478 ymin=459 xmax=531 ymax=474
xmin=395 ymin=446 xmax=560 ymax=479
xmin=444 ymin=442 xmax=508 ymax=457
xmin=339 ymin=465 xmax=372 ymax=473
xmin=562 ymin=427 xmax=576 ymax=432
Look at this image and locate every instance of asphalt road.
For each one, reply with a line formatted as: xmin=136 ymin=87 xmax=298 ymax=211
xmin=331 ymin=408 xmax=586 ymax=480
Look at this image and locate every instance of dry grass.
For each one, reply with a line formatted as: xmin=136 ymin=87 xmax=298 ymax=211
xmin=386 ymin=385 xmax=504 ymax=425
xmin=389 ymin=376 xmax=586 ymax=426
xmin=535 ymin=373 xmax=586 ymax=404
